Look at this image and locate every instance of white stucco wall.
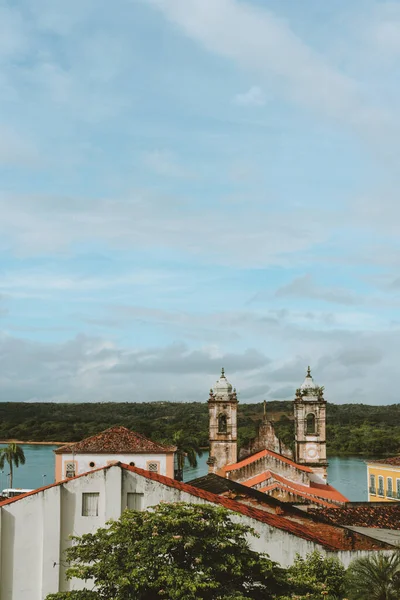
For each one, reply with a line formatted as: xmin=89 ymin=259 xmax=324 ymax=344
xmin=0 ymin=465 xmax=393 ymax=599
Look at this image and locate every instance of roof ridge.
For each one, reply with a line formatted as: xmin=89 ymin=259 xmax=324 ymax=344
xmin=54 ymin=426 xmax=176 ymax=454
xmin=223 ymin=448 xmax=312 ymax=474
xmin=261 ymin=470 xmax=348 ymax=504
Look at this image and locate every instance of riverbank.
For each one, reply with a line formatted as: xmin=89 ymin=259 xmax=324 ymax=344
xmin=0 ymin=439 xmax=68 ymax=446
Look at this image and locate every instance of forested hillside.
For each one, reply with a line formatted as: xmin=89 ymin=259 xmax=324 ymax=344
xmin=0 ymin=401 xmax=399 ymax=456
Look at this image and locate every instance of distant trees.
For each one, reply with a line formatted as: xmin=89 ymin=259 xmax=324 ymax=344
xmin=0 ymin=400 xmax=399 ymax=457
xmin=0 ymin=443 xmax=26 ymax=487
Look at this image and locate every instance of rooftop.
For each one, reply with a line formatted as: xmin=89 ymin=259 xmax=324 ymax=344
xmin=0 ymin=463 xmax=391 ymax=552
xmin=300 ymin=366 xmax=318 ymax=391
xmin=309 ymin=504 xmax=400 ymax=530
xmin=367 ymin=456 xmax=400 ymax=467
xmin=54 ymin=426 xmax=176 ymax=455
xmin=258 ymin=471 xmax=349 ymax=507
xmin=221 ymin=448 xmax=313 ymax=474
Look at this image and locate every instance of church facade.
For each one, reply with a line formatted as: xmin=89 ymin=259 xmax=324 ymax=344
xmin=207 ymin=367 xmax=347 ymax=507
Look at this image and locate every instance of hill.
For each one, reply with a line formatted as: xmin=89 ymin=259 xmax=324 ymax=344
xmin=0 ymin=401 xmax=399 ymax=456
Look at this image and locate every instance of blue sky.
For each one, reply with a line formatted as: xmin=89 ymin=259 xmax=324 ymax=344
xmin=1 ymin=0 xmax=400 ymax=404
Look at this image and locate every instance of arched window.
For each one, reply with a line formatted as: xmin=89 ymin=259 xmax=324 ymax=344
xmin=306 ymin=413 xmax=316 ymax=434
xmin=369 ymin=474 xmax=376 ymax=494
xmin=218 ymin=413 xmax=227 ymax=433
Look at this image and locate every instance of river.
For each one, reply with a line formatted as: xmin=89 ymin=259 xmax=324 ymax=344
xmin=0 ymin=445 xmax=369 ymax=501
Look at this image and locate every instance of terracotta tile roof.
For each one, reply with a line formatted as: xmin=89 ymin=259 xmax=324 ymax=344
xmin=119 ymin=464 xmax=341 ymax=550
xmin=259 ymin=482 xmax=333 ymax=508
xmin=0 ymin=462 xmax=391 ymax=551
xmin=309 ymin=505 xmax=400 ymax=530
xmin=242 ymin=470 xmax=273 ymax=488
xmin=367 ymin=456 xmax=400 ymax=467
xmin=222 ymin=449 xmax=313 ymax=474
xmin=54 ymin=426 xmax=176 ymax=455
xmin=257 ymin=471 xmax=348 ymax=506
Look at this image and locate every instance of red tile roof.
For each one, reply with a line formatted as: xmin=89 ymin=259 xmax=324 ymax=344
xmin=222 ymin=449 xmax=313 ymax=474
xmin=259 ymin=482 xmax=334 ymax=508
xmin=368 ymin=456 xmax=400 ymax=467
xmin=0 ymin=462 xmax=350 ymax=551
xmin=240 ymin=471 xmax=272 ymax=488
xmin=257 ymin=471 xmax=348 ymax=506
xmin=309 ymin=505 xmax=400 ymax=529
xmin=54 ymin=426 xmax=176 ymax=455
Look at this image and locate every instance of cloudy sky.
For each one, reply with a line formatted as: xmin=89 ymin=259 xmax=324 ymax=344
xmin=1 ymin=0 xmax=400 ymax=405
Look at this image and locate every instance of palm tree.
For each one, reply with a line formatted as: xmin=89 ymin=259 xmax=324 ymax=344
xmin=0 ymin=443 xmax=26 ymax=488
xmin=346 ymin=551 xmax=400 ymax=600
xmin=172 ymin=430 xmax=203 ymax=482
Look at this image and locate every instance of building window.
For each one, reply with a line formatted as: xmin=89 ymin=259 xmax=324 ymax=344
xmin=82 ymin=492 xmax=99 ymax=517
xmin=397 ymin=479 xmax=400 ymax=500
xmin=387 ymin=477 xmax=393 ymax=498
xmin=127 ymin=492 xmax=144 ymax=511
xmin=89 ymin=461 xmax=95 ymax=468
xmin=369 ymin=474 xmax=376 ymax=495
xmin=378 ymin=476 xmax=384 ymax=496
xmin=218 ymin=413 xmax=227 ymax=433
xmin=306 ymin=413 xmax=316 ymax=435
xmin=65 ymin=462 xmax=76 ymax=478
xmin=129 ymin=462 xmax=135 ymax=467
xmin=147 ymin=462 xmax=159 ymax=473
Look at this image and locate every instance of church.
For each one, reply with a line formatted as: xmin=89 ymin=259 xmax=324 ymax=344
xmin=206 ymin=367 xmax=348 ymax=507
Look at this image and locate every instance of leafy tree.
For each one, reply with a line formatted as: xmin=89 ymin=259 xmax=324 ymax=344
xmin=282 ymin=550 xmax=346 ymax=599
xmin=0 ymin=443 xmax=26 ymax=488
xmin=45 ymin=502 xmax=286 ymax=600
xmin=172 ymin=429 xmax=203 ymax=480
xmin=346 ymin=551 xmax=400 ymax=600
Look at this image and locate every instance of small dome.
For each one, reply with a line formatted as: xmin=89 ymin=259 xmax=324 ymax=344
xmin=214 ymin=367 xmax=233 ymax=395
xmin=300 ymin=366 xmax=318 ymax=392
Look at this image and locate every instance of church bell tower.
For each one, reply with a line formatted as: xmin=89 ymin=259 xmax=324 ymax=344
xmin=294 ymin=367 xmax=328 ymax=482
xmin=207 ymin=368 xmax=238 ymax=474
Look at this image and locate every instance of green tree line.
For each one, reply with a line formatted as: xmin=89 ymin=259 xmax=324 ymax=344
xmin=0 ymin=401 xmax=399 ymax=456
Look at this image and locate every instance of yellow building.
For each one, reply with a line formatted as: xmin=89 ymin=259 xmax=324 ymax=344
xmin=366 ymin=456 xmax=400 ymax=502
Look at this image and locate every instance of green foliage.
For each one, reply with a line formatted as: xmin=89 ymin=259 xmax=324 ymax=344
xmin=171 ymin=430 xmax=203 ymax=477
xmin=283 ymin=551 xmax=346 ymax=599
xmin=47 ymin=593 xmax=97 ymax=600
xmin=0 ymin=400 xmax=399 ymax=457
xmin=346 ymin=551 xmax=400 ymax=600
xmin=45 ymin=502 xmax=286 ymax=600
xmin=0 ymin=443 xmax=26 ymax=487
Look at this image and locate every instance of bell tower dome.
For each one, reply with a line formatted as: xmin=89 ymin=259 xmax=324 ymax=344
xmin=294 ymin=367 xmax=328 ymax=482
xmin=207 ymin=368 xmax=238 ymax=474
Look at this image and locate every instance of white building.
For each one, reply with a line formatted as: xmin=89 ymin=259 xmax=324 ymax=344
xmin=54 ymin=425 xmax=176 ymax=481
xmin=0 ymin=462 xmax=394 ymax=600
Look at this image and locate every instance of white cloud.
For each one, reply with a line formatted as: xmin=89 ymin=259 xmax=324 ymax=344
xmin=233 ymin=86 xmax=266 ymax=106
xmin=0 ymin=190 xmax=333 ymax=266
xmin=274 ymin=274 xmax=360 ymax=306
xmin=0 ymin=333 xmax=270 ymax=402
xmin=146 ymin=0 xmax=389 ymax=134
xmin=0 ymin=321 xmax=398 ymax=404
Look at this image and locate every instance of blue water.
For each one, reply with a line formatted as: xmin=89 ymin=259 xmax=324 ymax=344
xmin=0 ymin=445 xmax=368 ymax=501
xmin=0 ymin=444 xmax=57 ymax=490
